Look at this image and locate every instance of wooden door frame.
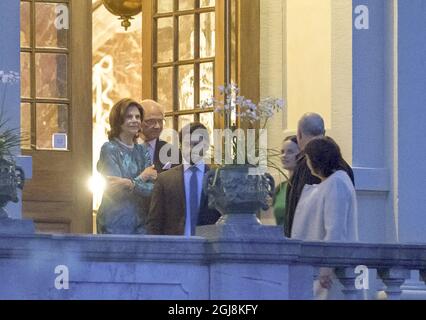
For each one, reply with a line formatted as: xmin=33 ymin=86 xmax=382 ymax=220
xmin=70 ymin=0 xmax=92 ymax=233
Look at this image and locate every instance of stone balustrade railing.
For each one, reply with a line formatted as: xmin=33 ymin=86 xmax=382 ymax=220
xmin=0 ymin=231 xmax=425 ymax=300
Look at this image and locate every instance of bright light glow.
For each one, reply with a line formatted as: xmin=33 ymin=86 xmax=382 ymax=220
xmin=88 ymin=173 xmax=106 ymax=210
xmin=92 ymin=55 xmax=114 ymax=211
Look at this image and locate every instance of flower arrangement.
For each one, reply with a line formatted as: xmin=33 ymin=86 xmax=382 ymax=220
xmin=201 ymin=83 xmax=284 ymax=128
xmin=200 ymin=83 xmax=286 ymax=176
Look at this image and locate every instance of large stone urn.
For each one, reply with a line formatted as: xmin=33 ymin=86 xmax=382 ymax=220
xmin=0 ymin=158 xmax=24 ymax=218
xmin=199 ymin=165 xmax=283 ymax=239
xmin=0 ymin=158 xmax=34 ymax=234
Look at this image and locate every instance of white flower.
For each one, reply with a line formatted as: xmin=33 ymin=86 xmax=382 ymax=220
xmin=200 ymin=84 xmax=285 ymax=127
xmin=0 ymin=70 xmax=20 ymax=84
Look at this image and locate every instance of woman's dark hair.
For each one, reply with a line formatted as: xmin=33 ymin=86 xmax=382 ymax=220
xmin=108 ymin=98 xmax=144 ymax=141
xmin=304 ymin=136 xmax=345 ymax=178
xmin=284 ymin=135 xmax=298 ymax=145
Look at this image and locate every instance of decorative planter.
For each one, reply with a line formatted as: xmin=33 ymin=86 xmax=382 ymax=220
xmin=0 ymin=158 xmax=24 ymax=218
xmin=204 ymin=164 xmax=275 ymax=224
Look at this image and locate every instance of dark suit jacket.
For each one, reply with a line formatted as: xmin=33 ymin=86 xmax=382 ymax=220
xmin=146 ymin=164 xmax=221 ymax=235
xmin=284 ymin=152 xmax=355 ymax=238
xmin=140 ymin=139 xmax=182 ymax=217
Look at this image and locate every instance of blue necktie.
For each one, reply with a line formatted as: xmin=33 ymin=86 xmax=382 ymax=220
xmin=189 ymin=166 xmax=200 ymax=236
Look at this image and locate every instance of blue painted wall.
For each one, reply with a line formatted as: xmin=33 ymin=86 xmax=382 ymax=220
xmin=352 ymin=0 xmax=386 ymax=168
xmin=398 ymin=0 xmax=426 ymax=243
xmin=0 ymin=0 xmax=21 ymax=139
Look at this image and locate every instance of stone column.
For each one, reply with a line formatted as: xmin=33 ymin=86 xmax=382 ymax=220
xmin=352 ymin=0 xmax=395 ymax=244
xmin=378 ymin=268 xmax=411 ymax=300
xmin=396 ymin=0 xmax=426 ymax=244
xmin=335 ymin=267 xmax=362 ymax=300
xmin=0 ymin=0 xmax=33 ymax=232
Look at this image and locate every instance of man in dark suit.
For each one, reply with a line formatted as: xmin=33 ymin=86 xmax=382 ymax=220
xmin=146 ymin=122 xmax=220 ymax=236
xmin=140 ymin=99 xmax=180 ymax=173
xmin=284 ymin=113 xmax=355 ymax=238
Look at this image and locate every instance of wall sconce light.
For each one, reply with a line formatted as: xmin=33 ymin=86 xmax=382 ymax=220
xmin=102 ymin=0 xmax=142 ymax=31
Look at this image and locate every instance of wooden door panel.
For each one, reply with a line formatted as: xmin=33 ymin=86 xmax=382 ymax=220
xmin=21 ymin=0 xmax=92 ymax=234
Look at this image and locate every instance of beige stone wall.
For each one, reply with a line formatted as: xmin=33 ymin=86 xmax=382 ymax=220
xmin=261 ymin=0 xmax=352 ymax=164
xmin=260 ymin=0 xmax=353 ymax=224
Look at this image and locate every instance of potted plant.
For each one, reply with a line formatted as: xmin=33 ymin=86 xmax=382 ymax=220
xmin=200 ymin=83 xmax=285 ymax=226
xmin=0 ymin=70 xmax=25 ymax=219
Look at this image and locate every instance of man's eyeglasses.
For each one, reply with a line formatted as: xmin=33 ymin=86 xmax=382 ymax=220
xmin=143 ymin=119 xmax=166 ymax=127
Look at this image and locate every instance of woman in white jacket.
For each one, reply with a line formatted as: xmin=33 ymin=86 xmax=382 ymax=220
xmin=291 ymin=136 xmax=358 ymax=299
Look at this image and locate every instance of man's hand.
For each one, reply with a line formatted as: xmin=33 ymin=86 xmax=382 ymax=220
xmin=319 ymin=267 xmax=334 ymax=289
xmin=140 ymin=165 xmax=158 ymax=182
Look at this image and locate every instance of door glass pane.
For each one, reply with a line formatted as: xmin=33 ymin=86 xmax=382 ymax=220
xmin=157 ymin=67 xmax=173 ymax=112
xmin=35 ymin=2 xmax=68 ymax=48
xmin=160 ymin=116 xmax=175 ymax=144
xmin=200 ymin=12 xmax=215 ymax=58
xmin=21 ymin=103 xmax=31 ymax=150
xmin=36 ymin=103 xmax=68 ymax=150
xmin=157 ymin=17 xmax=174 ymax=63
xmin=35 ymin=53 xmax=67 ymax=98
xmin=157 ymin=0 xmax=173 ymax=13
xmin=93 ymin=3 xmax=143 ymax=117
xmin=20 ymin=1 xmax=31 ymax=47
xmin=20 ymin=52 xmax=31 ymax=98
xmin=200 ymin=0 xmax=215 ymax=8
xmin=179 ymin=65 xmax=194 ymax=110
xmin=179 ymin=0 xmax=194 ymax=11
xmin=200 ymin=62 xmax=214 ymax=103
xmin=178 ymin=114 xmax=194 ymax=132
xmin=179 ymin=15 xmax=194 ymax=60
xmin=200 ymin=112 xmax=214 ymax=157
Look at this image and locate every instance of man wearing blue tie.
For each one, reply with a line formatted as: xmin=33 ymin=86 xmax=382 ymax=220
xmin=146 ymin=122 xmax=220 ymax=236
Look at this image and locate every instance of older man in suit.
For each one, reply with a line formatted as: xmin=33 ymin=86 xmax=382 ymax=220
xmin=146 ymin=122 xmax=220 ymax=236
xmin=140 ymin=99 xmax=180 ymax=173
xmin=284 ymin=113 xmax=355 ymax=238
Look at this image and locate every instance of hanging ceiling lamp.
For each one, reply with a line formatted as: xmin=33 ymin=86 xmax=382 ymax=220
xmin=102 ymin=0 xmax=142 ymax=31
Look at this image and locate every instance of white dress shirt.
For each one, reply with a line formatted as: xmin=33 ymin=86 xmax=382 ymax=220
xmin=183 ymin=161 xmax=205 ymax=237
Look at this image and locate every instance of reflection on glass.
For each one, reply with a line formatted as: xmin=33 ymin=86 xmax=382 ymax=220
xmin=21 ymin=103 xmax=31 ymax=150
xmin=200 ymin=62 xmax=214 ymax=103
xmin=92 ymin=3 xmax=143 ymax=212
xmin=200 ymin=0 xmax=215 ymax=8
xmin=178 ymin=114 xmax=194 ymax=132
xmin=36 ymin=104 xmax=68 ymax=150
xmin=200 ymin=112 xmax=214 ymax=152
xmin=20 ymin=1 xmax=31 ymax=47
xmin=157 ymin=0 xmax=173 ymax=13
xmin=179 ymin=15 xmax=194 ymax=60
xmin=160 ymin=117 xmax=175 ymax=144
xmin=179 ymin=65 xmax=194 ymax=110
xmin=93 ymin=4 xmax=143 ymax=104
xmin=200 ymin=12 xmax=215 ymax=58
xmin=35 ymin=53 xmax=67 ymax=98
xmin=35 ymin=3 xmax=68 ymax=48
xmin=179 ymin=0 xmax=194 ymax=11
xmin=20 ymin=52 xmax=31 ymax=98
xmin=157 ymin=17 xmax=174 ymax=63
xmin=157 ymin=67 xmax=173 ymax=112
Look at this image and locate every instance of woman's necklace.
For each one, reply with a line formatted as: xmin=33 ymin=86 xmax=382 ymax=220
xmin=115 ymin=137 xmax=134 ymax=150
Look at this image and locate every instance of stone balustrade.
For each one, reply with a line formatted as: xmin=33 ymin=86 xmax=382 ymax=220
xmin=0 ymin=231 xmax=425 ymax=300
